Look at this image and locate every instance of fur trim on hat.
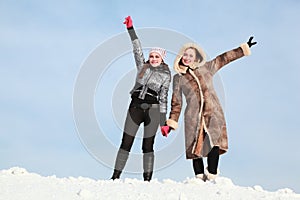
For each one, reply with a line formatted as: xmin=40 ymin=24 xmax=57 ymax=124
xmin=174 ymin=43 xmax=207 ymax=74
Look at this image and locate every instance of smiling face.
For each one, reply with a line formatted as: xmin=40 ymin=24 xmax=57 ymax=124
xmin=182 ymin=48 xmax=197 ymax=66
xmin=149 ymin=52 xmax=163 ymax=67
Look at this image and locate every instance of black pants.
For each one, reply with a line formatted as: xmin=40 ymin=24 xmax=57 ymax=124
xmin=119 ymin=102 xmax=160 ymax=153
xmin=112 ymin=102 xmax=160 ymax=180
xmin=193 ymin=146 xmax=220 ymax=175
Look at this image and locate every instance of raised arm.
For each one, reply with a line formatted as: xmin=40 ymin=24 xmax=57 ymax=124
xmin=208 ymin=36 xmax=257 ymax=74
xmin=124 ymin=16 xmax=145 ymax=70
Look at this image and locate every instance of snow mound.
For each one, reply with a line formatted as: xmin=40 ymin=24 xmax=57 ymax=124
xmin=0 ymin=167 xmax=299 ymax=200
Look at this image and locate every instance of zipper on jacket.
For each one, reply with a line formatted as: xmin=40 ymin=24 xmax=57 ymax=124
xmin=138 ymin=70 xmax=154 ymax=99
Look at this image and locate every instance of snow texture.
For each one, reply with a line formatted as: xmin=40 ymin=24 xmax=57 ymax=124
xmin=1 ymin=167 xmax=299 ymax=200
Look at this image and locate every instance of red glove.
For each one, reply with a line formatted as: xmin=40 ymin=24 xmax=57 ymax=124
xmin=123 ymin=16 xmax=133 ymax=28
xmin=161 ymin=126 xmax=171 ymax=137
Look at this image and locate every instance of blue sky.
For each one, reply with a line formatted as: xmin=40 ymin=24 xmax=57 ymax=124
xmin=1 ymin=0 xmax=300 ymax=193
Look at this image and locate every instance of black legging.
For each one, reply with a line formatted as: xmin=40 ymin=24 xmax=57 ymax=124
xmin=193 ymin=146 xmax=220 ymax=175
xmin=119 ymin=103 xmax=160 ymax=153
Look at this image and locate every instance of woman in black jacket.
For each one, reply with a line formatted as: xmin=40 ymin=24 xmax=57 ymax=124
xmin=111 ymin=16 xmax=171 ymax=181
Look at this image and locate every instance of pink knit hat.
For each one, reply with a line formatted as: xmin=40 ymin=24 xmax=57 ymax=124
xmin=149 ymin=47 xmax=166 ymax=60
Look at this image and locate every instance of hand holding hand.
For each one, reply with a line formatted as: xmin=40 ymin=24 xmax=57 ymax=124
xmin=161 ymin=126 xmax=171 ymax=137
xmin=123 ymin=16 xmax=133 ymax=28
xmin=247 ymin=36 xmax=257 ymax=48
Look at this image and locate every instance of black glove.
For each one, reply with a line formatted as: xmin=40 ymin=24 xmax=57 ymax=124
xmin=247 ymin=36 xmax=257 ymax=48
xmin=160 ymin=113 xmax=166 ymax=126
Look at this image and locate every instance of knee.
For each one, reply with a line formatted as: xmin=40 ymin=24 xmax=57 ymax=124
xmin=120 ymin=144 xmax=132 ymax=152
xmin=142 ymin=146 xmax=153 ymax=154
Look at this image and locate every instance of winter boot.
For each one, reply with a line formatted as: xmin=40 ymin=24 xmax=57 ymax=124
xmin=143 ymin=152 xmax=154 ymax=181
xmin=193 ymin=158 xmax=205 ymax=181
xmin=111 ymin=170 xmax=122 ymax=180
xmin=111 ymin=149 xmax=129 ymax=180
xmin=205 ymin=167 xmax=220 ymax=181
xmin=195 ymin=173 xmax=207 ymax=181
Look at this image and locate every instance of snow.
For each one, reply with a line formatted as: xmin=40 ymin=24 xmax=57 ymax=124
xmin=1 ymin=167 xmax=300 ymax=200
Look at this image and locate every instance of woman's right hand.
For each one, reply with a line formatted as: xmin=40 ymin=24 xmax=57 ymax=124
xmin=123 ymin=16 xmax=133 ymax=28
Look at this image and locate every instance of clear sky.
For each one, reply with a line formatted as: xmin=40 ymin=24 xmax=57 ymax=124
xmin=1 ymin=0 xmax=300 ymax=193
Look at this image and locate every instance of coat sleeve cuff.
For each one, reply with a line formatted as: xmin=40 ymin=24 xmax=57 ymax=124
xmin=240 ymin=43 xmax=251 ymax=56
xmin=166 ymin=119 xmax=178 ymax=130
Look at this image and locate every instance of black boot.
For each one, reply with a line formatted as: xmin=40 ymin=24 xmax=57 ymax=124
xmin=111 ymin=149 xmax=129 ymax=180
xmin=143 ymin=152 xmax=154 ymax=181
xmin=143 ymin=172 xmax=153 ymax=182
xmin=111 ymin=170 xmax=122 ymax=180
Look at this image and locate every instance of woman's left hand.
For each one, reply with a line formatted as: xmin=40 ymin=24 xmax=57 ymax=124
xmin=123 ymin=16 xmax=133 ymax=28
xmin=247 ymin=36 xmax=257 ymax=48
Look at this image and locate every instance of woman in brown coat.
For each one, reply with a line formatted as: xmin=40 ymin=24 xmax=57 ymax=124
xmin=161 ymin=37 xmax=257 ymax=181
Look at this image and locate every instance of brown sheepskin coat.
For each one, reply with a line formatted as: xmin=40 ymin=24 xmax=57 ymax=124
xmin=166 ymin=42 xmax=251 ymax=159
